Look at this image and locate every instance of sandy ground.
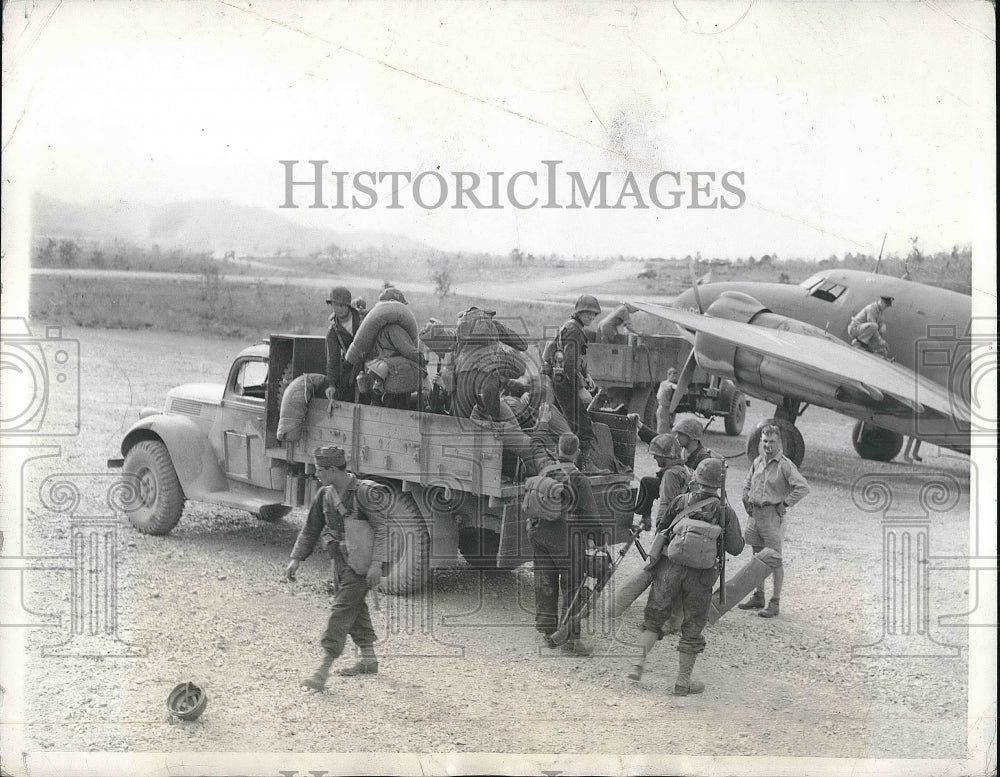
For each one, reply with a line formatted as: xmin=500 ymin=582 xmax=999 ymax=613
xmin=7 ymin=326 xmax=976 ymax=762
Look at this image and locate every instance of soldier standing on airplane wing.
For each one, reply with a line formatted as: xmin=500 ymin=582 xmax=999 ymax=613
xmin=737 ymin=424 xmax=810 ymax=618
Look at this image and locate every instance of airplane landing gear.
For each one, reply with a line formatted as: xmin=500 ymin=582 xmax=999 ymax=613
xmin=746 ymin=418 xmax=805 ymax=466
xmin=851 ymin=421 xmax=904 ymax=461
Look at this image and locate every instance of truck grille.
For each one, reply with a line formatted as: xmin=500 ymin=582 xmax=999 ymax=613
xmin=168 ymin=398 xmax=202 ymax=416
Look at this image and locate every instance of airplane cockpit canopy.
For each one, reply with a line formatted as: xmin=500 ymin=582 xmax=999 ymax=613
xmin=800 ymin=273 xmax=848 ymax=302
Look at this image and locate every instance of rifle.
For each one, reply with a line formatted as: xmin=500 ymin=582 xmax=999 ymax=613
xmin=717 ymin=461 xmax=729 ymax=607
xmin=547 ymin=524 xmax=644 ymax=647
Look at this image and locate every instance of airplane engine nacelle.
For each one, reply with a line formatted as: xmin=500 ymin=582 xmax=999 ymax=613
xmin=696 ymin=292 xmax=844 ymax=401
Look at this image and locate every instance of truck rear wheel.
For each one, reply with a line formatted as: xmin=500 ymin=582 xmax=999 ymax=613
xmin=379 ymin=491 xmax=430 ymax=595
xmin=458 ymin=527 xmax=501 ymax=569
xmin=122 ymin=440 xmax=185 ymax=535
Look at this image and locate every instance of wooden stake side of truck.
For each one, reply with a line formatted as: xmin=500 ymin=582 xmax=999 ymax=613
xmin=110 ymin=334 xmax=636 ymax=594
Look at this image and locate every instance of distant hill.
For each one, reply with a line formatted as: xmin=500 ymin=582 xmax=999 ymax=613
xmin=31 ymin=194 xmax=429 ymax=256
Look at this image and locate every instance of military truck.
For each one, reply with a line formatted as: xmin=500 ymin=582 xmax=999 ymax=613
xmin=587 ymin=333 xmax=747 ymax=436
xmin=108 ymin=334 xmax=636 ymax=595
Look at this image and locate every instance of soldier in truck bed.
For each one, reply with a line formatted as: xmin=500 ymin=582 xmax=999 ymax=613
xmin=543 ymin=295 xmax=601 ymax=471
xmin=324 ymin=286 xmax=362 ymax=401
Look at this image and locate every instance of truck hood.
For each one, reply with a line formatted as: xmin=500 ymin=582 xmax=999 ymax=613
xmin=166 ymin=383 xmax=224 ymax=407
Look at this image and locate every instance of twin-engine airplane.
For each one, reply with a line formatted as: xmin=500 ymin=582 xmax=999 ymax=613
xmin=633 ymin=268 xmax=976 ymax=465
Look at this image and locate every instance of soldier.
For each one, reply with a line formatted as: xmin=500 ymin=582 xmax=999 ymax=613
xmin=545 ymin=295 xmax=601 ymax=470
xmin=627 ymin=458 xmax=744 ymax=690
xmin=597 ymin=302 xmax=640 ymax=342
xmin=324 ymin=286 xmax=362 ymax=401
xmin=285 ymin=446 xmax=386 ymax=689
xmin=736 ymin=424 xmax=810 ymax=618
xmin=672 ymin=417 xmax=713 ymax=471
xmin=630 ymin=432 xmax=689 ymax=532
xmin=847 ymin=295 xmax=894 ymax=360
xmin=528 ymin=433 xmax=598 ymax=657
xmin=656 ymin=367 xmax=679 ymax=434
xmin=452 ymin=305 xmax=529 ymax=419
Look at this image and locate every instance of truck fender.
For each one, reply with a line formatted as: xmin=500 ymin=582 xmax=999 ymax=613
xmin=120 ymin=415 xmax=229 ymax=501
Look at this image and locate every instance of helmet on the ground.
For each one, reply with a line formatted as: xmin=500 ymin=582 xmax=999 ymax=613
xmin=672 ymin=417 xmax=703 ymax=440
xmin=574 ymin=295 xmax=602 ymax=316
xmin=694 ymin=458 xmax=725 ymax=488
xmin=649 ymin=433 xmax=682 ymax=460
xmin=167 ymin=682 xmax=208 ymax=721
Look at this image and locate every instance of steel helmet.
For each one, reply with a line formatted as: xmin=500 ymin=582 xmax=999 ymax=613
xmin=649 ymin=433 xmax=682 ymax=460
xmin=672 ymin=417 xmax=704 ymax=440
xmin=167 ymin=682 xmax=208 ymax=721
xmin=326 ymin=286 xmax=352 ymax=305
xmin=694 ymin=457 xmax=725 ymax=488
xmin=574 ymin=294 xmax=602 ymax=316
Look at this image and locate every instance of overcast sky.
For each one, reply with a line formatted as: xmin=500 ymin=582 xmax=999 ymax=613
xmin=2 ymin=0 xmax=995 ymax=260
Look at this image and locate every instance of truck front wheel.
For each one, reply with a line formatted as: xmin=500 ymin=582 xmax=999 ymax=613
xmin=122 ymin=440 xmax=185 ymax=535
xmin=720 ymin=384 xmax=747 ymax=436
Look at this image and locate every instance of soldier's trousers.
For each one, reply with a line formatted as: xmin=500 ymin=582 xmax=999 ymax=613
xmin=320 ymin=566 xmax=377 ymax=657
xmin=634 ymin=473 xmax=664 ymax=517
xmin=640 ymin=559 xmax=718 ymax=654
xmin=552 ymin=381 xmax=596 ymax=454
xmin=530 ymin=524 xmax=586 ymax=638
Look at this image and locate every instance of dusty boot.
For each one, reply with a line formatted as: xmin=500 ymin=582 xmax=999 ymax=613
xmin=737 ymin=591 xmax=766 ymax=610
xmin=672 ymin=652 xmax=705 ymax=696
xmin=301 ymin=652 xmax=336 ymax=691
xmin=758 ymin=597 xmax=780 ymax=618
xmin=627 ymin=630 xmax=658 ymax=681
xmin=561 ymin=638 xmax=593 ymax=657
xmin=337 ymin=645 xmax=379 ymax=676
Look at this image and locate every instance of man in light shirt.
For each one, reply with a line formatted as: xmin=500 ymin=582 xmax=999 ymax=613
xmin=737 ymin=424 xmax=810 ymax=618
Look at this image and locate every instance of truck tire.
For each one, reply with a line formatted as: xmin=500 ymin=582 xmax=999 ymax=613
xmin=457 ymin=527 xmax=502 ymax=569
xmin=720 ymin=383 xmax=747 ymax=436
xmin=122 ymin=440 xmax=184 ymax=535
xmin=379 ymin=491 xmax=430 ymax=595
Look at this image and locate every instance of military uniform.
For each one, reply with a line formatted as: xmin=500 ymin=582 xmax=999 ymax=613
xmin=640 ymin=490 xmax=744 ymax=653
xmin=547 ymin=316 xmax=597 ymax=457
xmin=684 ymin=441 xmax=714 ymax=472
xmin=452 ymin=306 xmax=528 ymax=419
xmin=325 ymin=295 xmax=363 ymax=401
xmin=529 ymin=456 xmax=599 ymax=642
xmin=291 ymin=473 xmax=387 ymax=662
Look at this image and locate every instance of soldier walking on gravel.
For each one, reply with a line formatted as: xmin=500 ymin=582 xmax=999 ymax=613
xmin=627 ymin=458 xmax=744 ymax=691
xmin=285 ymin=445 xmax=387 ymax=689
xmin=736 ymin=424 xmax=810 ymax=618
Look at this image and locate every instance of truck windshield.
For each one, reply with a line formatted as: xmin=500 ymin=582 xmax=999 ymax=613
xmin=232 ymin=359 xmax=268 ymax=400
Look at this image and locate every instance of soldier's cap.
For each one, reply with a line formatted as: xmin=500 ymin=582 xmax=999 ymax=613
xmin=880 ymin=295 xmax=894 ymax=306
xmin=313 ymin=445 xmax=347 ymax=469
xmin=326 ymin=286 xmax=352 ymax=305
xmin=458 ymin=305 xmax=496 ymax=318
xmin=379 ymin=287 xmax=407 ymax=303
xmin=557 ymin=433 xmax=580 ymax=459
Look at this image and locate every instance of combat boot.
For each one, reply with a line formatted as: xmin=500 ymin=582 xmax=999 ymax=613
xmin=672 ymin=652 xmax=705 ymax=696
xmin=758 ymin=597 xmax=780 ymax=618
xmin=560 ymin=638 xmax=593 ymax=657
xmin=301 ymin=652 xmax=336 ymax=691
xmin=337 ymin=645 xmax=379 ymax=676
xmin=737 ymin=591 xmax=766 ymax=610
xmin=627 ymin=630 xmax=658 ymax=681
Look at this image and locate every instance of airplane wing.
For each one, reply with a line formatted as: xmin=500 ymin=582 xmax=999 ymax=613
xmin=632 ymin=301 xmax=967 ymax=424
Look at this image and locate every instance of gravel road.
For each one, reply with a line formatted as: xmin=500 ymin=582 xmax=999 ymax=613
xmin=10 ymin=327 xmax=974 ymax=762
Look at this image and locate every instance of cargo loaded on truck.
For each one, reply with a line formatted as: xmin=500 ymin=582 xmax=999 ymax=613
xmin=109 ymin=334 xmax=637 ymax=594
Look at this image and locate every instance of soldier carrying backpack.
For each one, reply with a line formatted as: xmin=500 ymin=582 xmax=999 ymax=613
xmin=522 ymin=433 xmax=598 ymax=657
xmin=626 ymin=458 xmax=745 ymax=692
